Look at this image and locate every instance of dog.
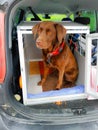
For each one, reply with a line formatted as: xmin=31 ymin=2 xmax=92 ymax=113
xmin=32 ymin=21 xmax=79 ymax=90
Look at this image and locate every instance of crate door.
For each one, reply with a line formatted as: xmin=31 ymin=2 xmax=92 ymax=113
xmin=86 ymin=33 xmax=98 ymax=98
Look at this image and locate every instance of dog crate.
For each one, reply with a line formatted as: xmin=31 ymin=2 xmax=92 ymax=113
xmin=17 ymin=21 xmax=98 ymax=105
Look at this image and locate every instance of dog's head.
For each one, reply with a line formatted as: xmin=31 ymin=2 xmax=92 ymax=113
xmin=32 ymin=21 xmax=66 ymax=49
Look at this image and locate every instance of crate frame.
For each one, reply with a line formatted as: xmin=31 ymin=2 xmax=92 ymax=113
xmin=17 ymin=21 xmax=94 ymax=105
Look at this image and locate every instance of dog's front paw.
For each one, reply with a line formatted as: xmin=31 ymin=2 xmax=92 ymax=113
xmin=38 ymin=80 xmax=43 ymax=86
xmin=55 ymin=83 xmax=62 ymax=90
xmin=56 ymin=85 xmax=61 ymax=90
xmin=56 ymin=87 xmax=60 ymax=90
xmin=38 ymin=78 xmax=46 ymax=86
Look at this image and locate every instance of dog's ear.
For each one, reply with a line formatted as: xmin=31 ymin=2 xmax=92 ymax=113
xmin=54 ymin=23 xmax=66 ymax=44
xmin=32 ymin=23 xmax=40 ymax=39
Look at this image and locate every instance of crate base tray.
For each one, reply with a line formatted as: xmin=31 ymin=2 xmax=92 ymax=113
xmin=27 ymin=85 xmax=84 ymax=99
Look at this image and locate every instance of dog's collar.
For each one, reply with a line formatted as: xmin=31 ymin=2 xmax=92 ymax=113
xmin=46 ymin=41 xmax=65 ymax=64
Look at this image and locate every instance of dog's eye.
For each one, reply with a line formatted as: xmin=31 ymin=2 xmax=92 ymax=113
xmin=46 ymin=29 xmax=50 ymax=33
xmin=38 ymin=27 xmax=43 ymax=33
xmin=39 ymin=28 xmax=43 ymax=31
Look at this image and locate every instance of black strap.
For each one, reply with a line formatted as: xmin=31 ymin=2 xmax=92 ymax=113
xmin=28 ymin=7 xmax=41 ymax=21
xmin=18 ymin=9 xmax=25 ymax=24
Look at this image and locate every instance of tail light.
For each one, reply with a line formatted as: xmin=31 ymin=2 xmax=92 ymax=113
xmin=0 ymin=11 xmax=6 ymax=83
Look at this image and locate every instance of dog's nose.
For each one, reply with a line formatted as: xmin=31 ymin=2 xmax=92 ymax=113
xmin=36 ymin=41 xmax=42 ymax=46
xmin=36 ymin=40 xmax=43 ymax=48
xmin=36 ymin=38 xmax=42 ymax=43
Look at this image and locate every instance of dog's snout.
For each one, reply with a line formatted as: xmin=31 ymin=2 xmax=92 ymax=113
xmin=36 ymin=37 xmax=44 ymax=48
xmin=36 ymin=37 xmax=43 ymax=43
xmin=36 ymin=42 xmax=42 ymax=47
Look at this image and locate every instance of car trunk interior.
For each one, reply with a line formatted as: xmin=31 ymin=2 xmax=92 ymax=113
xmin=5 ymin=0 xmax=98 ymax=122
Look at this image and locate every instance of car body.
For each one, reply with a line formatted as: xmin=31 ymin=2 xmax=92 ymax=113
xmin=0 ymin=0 xmax=98 ymax=129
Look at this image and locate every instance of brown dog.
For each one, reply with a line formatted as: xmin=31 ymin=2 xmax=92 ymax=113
xmin=32 ymin=21 xmax=78 ymax=90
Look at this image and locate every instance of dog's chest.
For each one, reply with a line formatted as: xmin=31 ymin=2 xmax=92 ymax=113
xmin=43 ymin=46 xmax=66 ymax=68
xmin=45 ymin=55 xmax=59 ymax=68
